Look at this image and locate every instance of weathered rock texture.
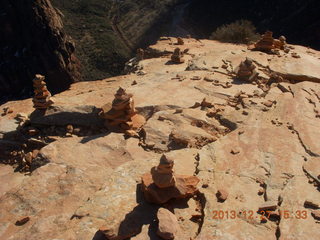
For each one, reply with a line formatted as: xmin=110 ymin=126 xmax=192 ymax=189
xmin=0 ymin=37 xmax=320 ymax=240
xmin=0 ymin=0 xmax=80 ymax=104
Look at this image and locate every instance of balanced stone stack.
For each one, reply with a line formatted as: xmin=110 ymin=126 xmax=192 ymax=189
xmin=136 ymin=48 xmax=144 ymax=61
xmin=171 ymin=48 xmax=185 ymax=63
xmin=32 ymin=74 xmax=54 ymax=110
xmin=273 ymin=35 xmax=287 ymax=50
xmin=141 ymin=154 xmax=199 ymax=204
xmin=254 ymin=31 xmax=275 ymax=52
xmin=234 ymin=57 xmax=259 ymax=82
xmin=99 ymin=87 xmax=145 ymax=132
xmin=176 ymin=37 xmax=184 ymax=45
xmin=151 ymin=154 xmax=176 ymax=188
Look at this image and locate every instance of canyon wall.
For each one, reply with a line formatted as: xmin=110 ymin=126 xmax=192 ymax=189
xmin=0 ymin=0 xmax=80 ymax=104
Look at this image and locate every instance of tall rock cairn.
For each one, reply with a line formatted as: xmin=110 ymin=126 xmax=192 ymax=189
xmin=32 ymin=74 xmax=54 ymax=110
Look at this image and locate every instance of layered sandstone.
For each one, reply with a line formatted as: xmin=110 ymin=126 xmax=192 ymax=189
xmin=0 ymin=37 xmax=320 ymax=240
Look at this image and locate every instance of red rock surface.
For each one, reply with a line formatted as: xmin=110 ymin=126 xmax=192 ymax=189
xmin=0 ymin=37 xmax=320 ymax=240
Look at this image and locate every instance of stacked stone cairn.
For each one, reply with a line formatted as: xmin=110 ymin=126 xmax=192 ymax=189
xmin=234 ymin=57 xmax=259 ymax=82
xmin=136 ymin=48 xmax=144 ymax=61
xmin=176 ymin=37 xmax=184 ymax=45
xmin=141 ymin=154 xmax=199 ymax=204
xmin=32 ymin=74 xmax=54 ymax=110
xmin=99 ymin=87 xmax=145 ymax=134
xmin=171 ymin=48 xmax=185 ymax=63
xmin=273 ymin=35 xmax=287 ymax=50
xmin=254 ymin=31 xmax=275 ymax=52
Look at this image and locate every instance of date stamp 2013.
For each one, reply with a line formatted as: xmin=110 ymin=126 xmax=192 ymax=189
xmin=212 ymin=210 xmax=308 ymax=220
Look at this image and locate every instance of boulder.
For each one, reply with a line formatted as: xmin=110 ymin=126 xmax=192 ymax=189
xmin=157 ymin=208 xmax=180 ymax=240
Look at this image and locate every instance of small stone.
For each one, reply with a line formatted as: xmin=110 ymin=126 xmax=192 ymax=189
xmin=202 ymin=183 xmax=209 ymax=188
xmin=291 ymin=52 xmax=301 ymax=58
xmin=175 ymin=108 xmax=183 ymax=114
xmin=66 ymin=124 xmax=73 ymax=133
xmin=230 ymin=148 xmax=240 ymax=155
xmin=191 ymin=76 xmax=201 ymax=80
xmin=216 ymin=189 xmax=228 ymax=202
xmin=242 ymin=110 xmax=249 ymax=115
xmin=263 ymin=100 xmax=274 ymax=108
xmin=157 ymin=208 xmax=180 ymax=240
xmin=221 ymin=64 xmax=228 ymax=69
xmin=125 ymin=130 xmax=139 ymax=138
xmin=25 ymin=152 xmax=33 ymax=164
xmin=258 ymin=188 xmax=265 ymax=196
xmin=311 ymin=210 xmax=320 ymax=220
xmin=28 ymin=127 xmax=39 ymax=136
xmin=15 ymin=216 xmax=30 ymax=226
xmin=65 ymin=133 xmax=73 ymax=137
xmin=73 ymin=128 xmax=81 ymax=135
xmin=131 ymin=80 xmax=137 ymax=85
xmin=32 ymin=149 xmax=39 ymax=158
xmin=206 ymin=109 xmax=216 ymax=118
xmin=137 ymin=70 xmax=146 ymax=75
xmin=258 ymin=201 xmax=278 ymax=211
xmin=204 ymin=75 xmax=214 ymax=82
xmin=158 ymin=115 xmax=166 ymax=121
xmin=146 ymin=141 xmax=155 ymax=148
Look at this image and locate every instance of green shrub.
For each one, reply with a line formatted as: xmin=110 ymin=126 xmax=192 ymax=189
xmin=210 ymin=20 xmax=260 ymax=44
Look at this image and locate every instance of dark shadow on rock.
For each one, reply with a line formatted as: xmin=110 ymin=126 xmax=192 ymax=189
xmin=231 ymin=78 xmax=248 ymax=85
xmin=92 ymin=230 xmax=108 ymax=240
xmin=29 ymin=105 xmax=104 ymax=127
xmin=165 ymin=60 xmax=184 ymax=65
xmin=80 ymin=132 xmax=111 ymax=144
xmin=117 ymin=202 xmax=159 ymax=238
xmin=169 ymin=198 xmax=190 ymax=210
xmin=167 ymin=140 xmax=188 ymax=151
xmin=115 ymin=184 xmax=160 ymax=239
xmin=136 ymin=183 xmax=145 ymax=204
xmin=148 ymin=219 xmax=162 ymax=240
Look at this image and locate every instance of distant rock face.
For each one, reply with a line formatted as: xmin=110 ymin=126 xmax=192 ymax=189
xmin=0 ymin=0 xmax=80 ymax=104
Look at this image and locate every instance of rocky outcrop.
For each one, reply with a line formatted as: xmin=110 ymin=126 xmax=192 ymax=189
xmin=0 ymin=37 xmax=320 ymax=240
xmin=0 ymin=0 xmax=80 ymax=104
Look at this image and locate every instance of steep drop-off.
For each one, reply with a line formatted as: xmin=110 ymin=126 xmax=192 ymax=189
xmin=0 ymin=0 xmax=80 ymax=104
xmin=185 ymin=0 xmax=320 ymax=49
